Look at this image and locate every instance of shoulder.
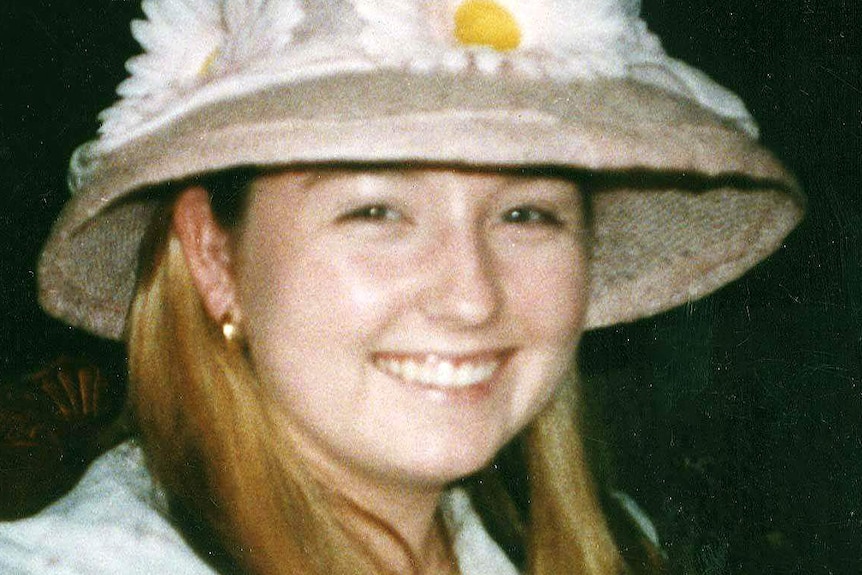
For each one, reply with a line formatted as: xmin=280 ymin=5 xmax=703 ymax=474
xmin=0 ymin=441 xmax=216 ymax=575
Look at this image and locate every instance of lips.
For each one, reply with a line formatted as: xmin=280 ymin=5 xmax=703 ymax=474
xmin=373 ymin=352 xmax=506 ymax=389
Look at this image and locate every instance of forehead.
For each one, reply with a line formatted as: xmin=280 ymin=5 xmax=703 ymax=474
xmin=249 ymin=166 xmax=580 ymax=200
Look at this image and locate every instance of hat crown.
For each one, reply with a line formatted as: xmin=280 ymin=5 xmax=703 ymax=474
xmin=100 ymin=0 xmax=755 ymax=150
xmin=81 ymin=0 xmax=758 ymax=183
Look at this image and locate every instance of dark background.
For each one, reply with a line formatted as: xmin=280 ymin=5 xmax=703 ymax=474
xmin=1 ymin=1 xmax=859 ymax=573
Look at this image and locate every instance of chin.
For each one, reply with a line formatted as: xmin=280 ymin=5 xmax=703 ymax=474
xmin=398 ymin=437 xmax=508 ymax=487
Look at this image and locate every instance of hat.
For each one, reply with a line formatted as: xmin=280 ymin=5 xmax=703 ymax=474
xmin=39 ymin=0 xmax=804 ymax=340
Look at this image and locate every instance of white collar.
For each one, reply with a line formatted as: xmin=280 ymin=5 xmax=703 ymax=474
xmin=439 ymin=488 xmax=520 ymax=575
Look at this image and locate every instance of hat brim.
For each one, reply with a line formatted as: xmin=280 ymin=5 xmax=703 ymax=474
xmin=38 ymin=70 xmax=804 ymax=339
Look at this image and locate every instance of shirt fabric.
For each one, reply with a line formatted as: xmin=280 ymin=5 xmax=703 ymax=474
xmin=0 ymin=441 xmax=519 ymax=575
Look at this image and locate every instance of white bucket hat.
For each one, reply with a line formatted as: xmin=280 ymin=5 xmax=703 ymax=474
xmin=38 ymin=0 xmax=805 ymax=340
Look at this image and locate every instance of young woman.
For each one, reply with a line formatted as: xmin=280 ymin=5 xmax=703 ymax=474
xmin=0 ymin=0 xmax=804 ymax=573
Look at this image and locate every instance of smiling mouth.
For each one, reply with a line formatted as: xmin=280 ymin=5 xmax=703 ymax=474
xmin=373 ymin=353 xmax=505 ymax=389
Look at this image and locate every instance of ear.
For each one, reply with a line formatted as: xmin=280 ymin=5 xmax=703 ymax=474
xmin=172 ymin=186 xmax=240 ymax=324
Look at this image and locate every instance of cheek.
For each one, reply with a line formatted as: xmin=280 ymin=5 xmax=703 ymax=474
xmin=505 ymin=247 xmax=588 ymax=341
xmin=501 ymin=248 xmax=588 ymax=418
xmin=234 ymin=252 xmax=370 ymax=429
xmin=236 ymin=240 xmax=417 ymax=371
xmin=337 ymin=250 xmax=422 ymax=318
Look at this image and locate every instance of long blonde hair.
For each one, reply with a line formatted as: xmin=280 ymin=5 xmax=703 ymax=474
xmin=126 ymin=185 xmax=625 ymax=575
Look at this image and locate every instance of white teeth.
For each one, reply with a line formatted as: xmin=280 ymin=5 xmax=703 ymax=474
xmin=375 ymin=356 xmax=500 ymax=388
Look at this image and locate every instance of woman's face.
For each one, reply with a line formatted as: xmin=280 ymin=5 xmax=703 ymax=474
xmin=231 ymin=168 xmax=588 ymax=488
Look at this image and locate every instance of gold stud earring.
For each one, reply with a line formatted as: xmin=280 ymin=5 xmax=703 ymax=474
xmin=221 ymin=312 xmax=241 ymax=343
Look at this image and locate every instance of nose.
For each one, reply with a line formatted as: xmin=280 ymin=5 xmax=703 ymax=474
xmin=421 ymin=225 xmax=502 ymax=328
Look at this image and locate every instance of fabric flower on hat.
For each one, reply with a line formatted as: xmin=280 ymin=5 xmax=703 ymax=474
xmin=93 ymin=0 xmax=755 ymax=156
xmin=352 ymin=0 xmax=447 ymax=71
xmin=354 ymin=0 xmax=637 ymax=77
xmin=99 ymin=0 xmax=305 ymax=145
xmin=351 ymin=0 xmax=753 ymax=130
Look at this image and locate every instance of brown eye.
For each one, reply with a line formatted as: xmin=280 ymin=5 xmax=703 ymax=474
xmin=339 ymin=205 xmax=401 ymax=223
xmin=502 ymin=206 xmax=561 ymax=226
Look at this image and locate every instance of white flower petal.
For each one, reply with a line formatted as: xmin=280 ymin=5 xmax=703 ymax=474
xmin=354 ymin=0 xmax=444 ymax=62
xmin=98 ymin=0 xmax=305 ymax=143
xmin=217 ymin=0 xmax=304 ymax=69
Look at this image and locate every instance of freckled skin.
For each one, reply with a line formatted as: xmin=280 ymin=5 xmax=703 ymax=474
xmin=231 ymin=169 xmax=588 ymax=496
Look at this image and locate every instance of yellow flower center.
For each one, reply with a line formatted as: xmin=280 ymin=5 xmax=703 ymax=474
xmin=199 ymin=48 xmax=220 ymax=77
xmin=454 ymin=0 xmax=521 ymax=52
